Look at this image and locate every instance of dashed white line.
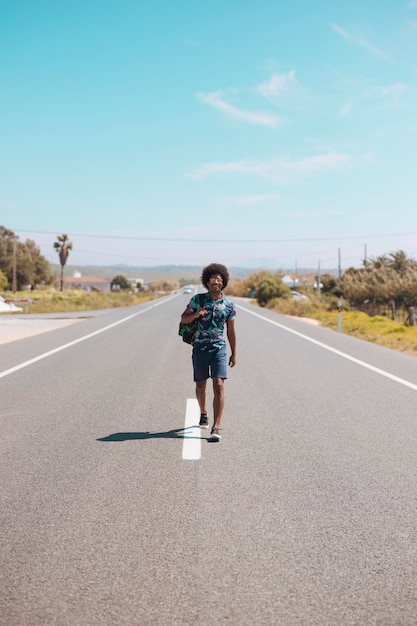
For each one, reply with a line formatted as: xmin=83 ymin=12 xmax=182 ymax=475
xmin=182 ymin=399 xmax=202 ymax=460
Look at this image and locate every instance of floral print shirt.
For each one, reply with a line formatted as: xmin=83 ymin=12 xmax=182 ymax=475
xmin=187 ymin=292 xmax=236 ymax=350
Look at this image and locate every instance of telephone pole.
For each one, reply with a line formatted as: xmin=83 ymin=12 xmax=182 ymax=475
xmin=12 ymin=238 xmax=17 ymax=293
xmin=317 ymin=260 xmax=321 ymax=296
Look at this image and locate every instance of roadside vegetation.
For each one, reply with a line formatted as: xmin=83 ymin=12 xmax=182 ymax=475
xmin=253 ymin=297 xmax=417 ymax=356
xmin=0 ymin=226 xmax=178 ymax=313
xmin=0 ymin=226 xmax=53 ymax=290
xmin=1 ymin=289 xmax=155 ymax=314
xmin=223 ymin=255 xmax=417 ymax=357
xmin=2 ymin=224 xmax=417 ymax=355
xmin=313 ymin=310 xmax=417 ymax=355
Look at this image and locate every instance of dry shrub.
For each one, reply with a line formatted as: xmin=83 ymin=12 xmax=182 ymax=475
xmin=224 ymin=279 xmax=248 ymax=297
xmin=10 ymin=289 xmax=154 ymax=314
xmin=267 ymin=296 xmax=319 ymax=317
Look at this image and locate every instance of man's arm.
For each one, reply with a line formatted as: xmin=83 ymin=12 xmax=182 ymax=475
xmin=181 ymin=307 xmax=205 ymax=325
xmin=226 ymin=318 xmax=236 ymax=367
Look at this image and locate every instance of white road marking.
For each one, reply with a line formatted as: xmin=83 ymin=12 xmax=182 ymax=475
xmin=182 ymin=399 xmax=202 ymax=460
xmin=236 ymin=303 xmax=417 ymax=393
xmin=0 ymin=297 xmax=172 ymax=380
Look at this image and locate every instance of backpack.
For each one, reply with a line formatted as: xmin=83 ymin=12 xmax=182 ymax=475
xmin=178 ymin=293 xmax=206 ymax=344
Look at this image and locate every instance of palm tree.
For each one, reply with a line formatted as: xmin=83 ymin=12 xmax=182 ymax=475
xmin=53 ymin=234 xmax=73 ymax=291
xmin=366 ymin=255 xmax=390 ymax=271
xmin=387 ymin=250 xmax=417 ymax=276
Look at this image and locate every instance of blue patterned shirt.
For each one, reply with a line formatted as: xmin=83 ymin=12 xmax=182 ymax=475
xmin=187 ymin=292 xmax=236 ymax=350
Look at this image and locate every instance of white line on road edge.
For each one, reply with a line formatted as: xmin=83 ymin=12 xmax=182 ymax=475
xmin=182 ymin=399 xmax=201 ymax=460
xmin=237 ymin=303 xmax=417 ymax=393
xmin=0 ymin=297 xmax=172 ymax=380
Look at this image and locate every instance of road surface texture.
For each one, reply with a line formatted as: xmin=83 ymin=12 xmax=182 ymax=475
xmin=1 ymin=295 xmax=417 ymax=625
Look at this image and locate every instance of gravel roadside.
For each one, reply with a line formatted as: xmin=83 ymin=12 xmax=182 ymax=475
xmin=0 ymin=316 xmax=83 ymax=345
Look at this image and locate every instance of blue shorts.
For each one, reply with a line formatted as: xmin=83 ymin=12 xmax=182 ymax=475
xmin=192 ymin=345 xmax=227 ymax=382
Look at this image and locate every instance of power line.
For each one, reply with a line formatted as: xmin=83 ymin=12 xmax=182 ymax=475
xmin=11 ymin=228 xmax=417 ymax=244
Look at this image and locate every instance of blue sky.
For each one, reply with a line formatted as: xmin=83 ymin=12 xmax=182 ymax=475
xmin=2 ymin=0 xmax=417 ymax=272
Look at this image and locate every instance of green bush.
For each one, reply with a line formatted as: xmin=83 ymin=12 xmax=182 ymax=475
xmin=256 ymin=278 xmax=291 ymax=307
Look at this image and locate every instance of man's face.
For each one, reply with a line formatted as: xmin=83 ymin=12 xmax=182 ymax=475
xmin=208 ymin=274 xmax=223 ymax=293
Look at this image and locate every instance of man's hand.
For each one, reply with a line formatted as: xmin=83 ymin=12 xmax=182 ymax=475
xmin=228 ymin=354 xmax=236 ymax=367
xmin=181 ymin=307 xmax=205 ymax=325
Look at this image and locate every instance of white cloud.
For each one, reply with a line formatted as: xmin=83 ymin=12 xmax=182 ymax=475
xmin=256 ymin=70 xmax=311 ymax=110
xmin=196 ymin=91 xmax=280 ymax=128
xmin=330 ymin=23 xmax=392 ymax=62
xmin=257 ymin=70 xmax=296 ymax=99
xmin=188 ymin=151 xmax=358 ymax=183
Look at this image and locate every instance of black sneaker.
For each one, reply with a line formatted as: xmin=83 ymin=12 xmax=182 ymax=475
xmin=209 ymin=427 xmax=221 ymax=441
xmin=199 ymin=413 xmax=209 ymax=428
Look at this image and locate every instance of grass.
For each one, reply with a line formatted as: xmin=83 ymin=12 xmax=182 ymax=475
xmin=312 ymin=310 xmax=417 ymax=355
xmin=266 ymin=297 xmax=417 ymax=356
xmin=2 ymin=289 xmax=155 ymax=314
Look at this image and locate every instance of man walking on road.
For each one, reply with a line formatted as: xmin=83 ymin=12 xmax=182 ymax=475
xmin=181 ymin=263 xmax=236 ymax=441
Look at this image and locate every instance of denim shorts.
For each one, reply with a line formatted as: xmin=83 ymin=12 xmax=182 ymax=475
xmin=192 ymin=344 xmax=227 ymax=382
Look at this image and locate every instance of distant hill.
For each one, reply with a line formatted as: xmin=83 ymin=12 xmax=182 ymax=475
xmin=50 ymin=263 xmax=338 ymax=282
xmin=50 ymin=264 xmax=252 ymax=282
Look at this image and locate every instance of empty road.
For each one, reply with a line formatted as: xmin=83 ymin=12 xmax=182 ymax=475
xmin=1 ymin=295 xmax=417 ymax=625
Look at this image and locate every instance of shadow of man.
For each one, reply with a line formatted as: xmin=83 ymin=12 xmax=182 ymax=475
xmin=97 ymin=427 xmax=201 ymax=442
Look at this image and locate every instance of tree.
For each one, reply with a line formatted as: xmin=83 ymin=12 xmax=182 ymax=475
xmin=256 ymin=276 xmax=290 ymax=307
xmin=0 ymin=226 xmax=52 ymax=290
xmin=0 ymin=268 xmax=7 ymax=291
xmin=244 ymin=270 xmax=277 ymax=293
xmin=320 ymin=273 xmax=343 ymax=297
xmin=25 ymin=239 xmax=53 ymax=287
xmin=364 ymin=254 xmax=390 ymax=271
xmin=53 ymin=234 xmax=73 ymax=291
xmin=0 ymin=226 xmax=16 ymax=287
xmin=110 ymin=275 xmax=132 ymax=291
xmin=387 ymin=250 xmax=417 ymax=276
xmin=341 ymin=249 xmax=417 ymax=317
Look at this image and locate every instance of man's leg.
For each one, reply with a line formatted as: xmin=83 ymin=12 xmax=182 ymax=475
xmin=193 ymin=347 xmax=210 ymax=427
xmin=196 ymin=380 xmax=207 ymax=416
xmin=209 ymin=346 xmax=227 ymax=439
xmin=212 ymin=377 xmax=225 ymax=429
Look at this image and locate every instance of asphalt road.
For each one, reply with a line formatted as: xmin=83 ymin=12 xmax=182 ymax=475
xmin=1 ymin=295 xmax=417 ymax=625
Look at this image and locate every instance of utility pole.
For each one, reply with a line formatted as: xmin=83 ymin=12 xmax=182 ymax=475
xmin=338 ymin=247 xmax=342 ymax=279
xmin=12 ymin=238 xmax=17 ymax=293
xmin=317 ymin=260 xmax=321 ymax=296
xmin=364 ymin=243 xmax=367 ymax=266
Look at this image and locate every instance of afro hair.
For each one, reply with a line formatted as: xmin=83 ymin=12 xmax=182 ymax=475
xmin=201 ymin=263 xmax=230 ymax=289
